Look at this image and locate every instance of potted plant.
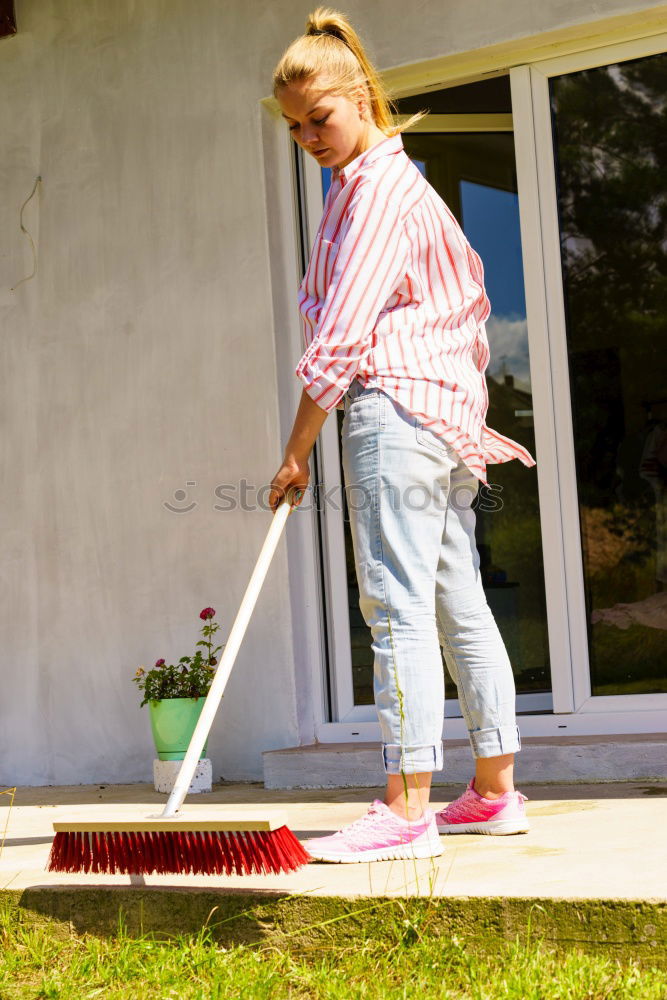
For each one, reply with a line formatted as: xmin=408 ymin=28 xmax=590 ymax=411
xmin=133 ymin=607 xmax=224 ymax=761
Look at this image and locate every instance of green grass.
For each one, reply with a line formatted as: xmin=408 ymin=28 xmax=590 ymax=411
xmin=1 ymin=901 xmax=665 ymax=1000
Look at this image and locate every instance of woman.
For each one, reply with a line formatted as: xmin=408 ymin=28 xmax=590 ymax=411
xmin=269 ymin=7 xmax=535 ymax=863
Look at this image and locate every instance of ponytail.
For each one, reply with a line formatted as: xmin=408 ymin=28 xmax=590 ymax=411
xmin=272 ymin=6 xmax=427 ymax=136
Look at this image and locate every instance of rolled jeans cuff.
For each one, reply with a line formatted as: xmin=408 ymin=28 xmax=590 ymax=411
xmin=469 ymin=725 xmax=522 ymax=758
xmin=382 ymin=741 xmax=444 ymax=775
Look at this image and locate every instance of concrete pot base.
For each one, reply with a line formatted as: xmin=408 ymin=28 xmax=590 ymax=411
xmin=153 ymin=757 xmax=212 ymax=794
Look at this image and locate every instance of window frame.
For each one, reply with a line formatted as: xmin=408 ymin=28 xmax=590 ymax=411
xmin=520 ymin=33 xmax=667 ymax=716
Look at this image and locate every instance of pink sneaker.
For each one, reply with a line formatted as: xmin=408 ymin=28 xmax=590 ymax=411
xmin=301 ymin=799 xmax=444 ymax=863
xmin=435 ymin=778 xmax=530 ymax=835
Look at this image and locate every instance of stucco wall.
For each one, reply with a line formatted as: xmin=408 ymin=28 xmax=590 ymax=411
xmin=0 ymin=0 xmax=301 ymax=785
xmin=1 ymin=0 xmax=663 ymax=785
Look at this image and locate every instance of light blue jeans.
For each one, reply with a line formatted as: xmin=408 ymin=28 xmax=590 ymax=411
xmin=341 ymin=377 xmax=522 ymax=776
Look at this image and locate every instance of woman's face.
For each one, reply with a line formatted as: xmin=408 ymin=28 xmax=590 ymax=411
xmin=277 ymin=76 xmax=368 ymax=170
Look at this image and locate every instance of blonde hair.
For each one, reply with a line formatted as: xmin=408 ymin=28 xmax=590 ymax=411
xmin=272 ymin=6 xmax=427 ymax=136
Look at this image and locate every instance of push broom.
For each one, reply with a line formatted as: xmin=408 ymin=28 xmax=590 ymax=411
xmin=47 ymin=493 xmax=312 ymax=877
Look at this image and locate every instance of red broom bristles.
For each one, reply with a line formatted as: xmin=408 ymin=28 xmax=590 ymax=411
xmin=48 ymin=826 xmax=312 ymax=876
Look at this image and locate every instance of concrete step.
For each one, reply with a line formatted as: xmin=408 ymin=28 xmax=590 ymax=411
xmin=8 ymin=888 xmax=666 ymax=967
xmin=263 ymin=733 xmax=667 ymax=789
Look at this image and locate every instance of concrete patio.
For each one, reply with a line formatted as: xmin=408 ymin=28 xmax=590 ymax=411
xmin=2 ymin=779 xmax=666 ymax=963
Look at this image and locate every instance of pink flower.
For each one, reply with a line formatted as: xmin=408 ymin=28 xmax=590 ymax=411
xmin=155 ymin=658 xmax=166 ymax=668
xmin=199 ymin=607 xmax=216 ymax=620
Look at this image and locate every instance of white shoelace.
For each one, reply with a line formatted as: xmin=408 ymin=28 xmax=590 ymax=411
xmin=335 ymin=802 xmax=426 ymax=847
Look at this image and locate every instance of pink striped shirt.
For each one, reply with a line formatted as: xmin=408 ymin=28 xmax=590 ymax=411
xmin=295 ymin=132 xmax=536 ymax=486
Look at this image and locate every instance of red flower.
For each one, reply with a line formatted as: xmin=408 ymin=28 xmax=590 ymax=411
xmin=199 ymin=607 xmax=216 ymax=620
xmin=155 ymin=658 xmax=166 ymax=667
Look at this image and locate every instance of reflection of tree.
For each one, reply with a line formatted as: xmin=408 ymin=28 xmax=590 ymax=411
xmin=581 ymin=501 xmax=655 ymax=578
xmin=550 ymin=54 xmax=667 ymax=505
xmin=551 ymin=53 xmax=667 ymax=691
xmin=485 ymin=374 xmax=536 ymax=517
xmin=552 ymin=57 xmax=667 ymax=329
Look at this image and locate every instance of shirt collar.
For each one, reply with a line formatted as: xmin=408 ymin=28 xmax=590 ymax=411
xmin=331 ymin=132 xmax=404 ymax=186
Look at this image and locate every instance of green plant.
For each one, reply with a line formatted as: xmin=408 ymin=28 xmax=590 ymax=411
xmin=132 ymin=607 xmax=224 ymax=708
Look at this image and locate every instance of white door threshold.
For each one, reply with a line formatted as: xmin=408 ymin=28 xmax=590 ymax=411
xmin=263 ymin=733 xmax=667 ymax=789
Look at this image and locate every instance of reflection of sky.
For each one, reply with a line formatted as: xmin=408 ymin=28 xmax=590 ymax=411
xmin=484 ymin=316 xmax=531 ymax=387
xmin=461 ymin=181 xmax=530 ymax=387
xmin=460 ymin=181 xmax=525 ymax=319
xmin=319 ymin=169 xmax=531 ymax=387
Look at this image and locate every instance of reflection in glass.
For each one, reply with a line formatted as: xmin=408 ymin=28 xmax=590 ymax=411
xmin=550 ymin=52 xmax=667 ymax=695
xmin=332 ymin=128 xmax=550 ymax=708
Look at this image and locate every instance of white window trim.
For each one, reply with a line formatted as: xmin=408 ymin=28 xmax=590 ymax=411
xmin=316 ymin=708 xmax=667 ymax=744
xmin=300 ymin=151 xmax=357 ymax=725
xmin=338 ymin=693 xmax=555 ymax=725
xmin=257 ymin=113 xmax=333 ymax=746
xmin=394 ymin=113 xmax=513 ymax=132
xmin=509 ymin=65 xmax=577 ymax=715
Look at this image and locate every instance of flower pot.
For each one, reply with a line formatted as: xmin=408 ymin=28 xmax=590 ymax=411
xmin=148 ymin=697 xmax=208 ymax=761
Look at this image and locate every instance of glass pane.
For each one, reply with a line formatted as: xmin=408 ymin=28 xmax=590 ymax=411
xmin=331 ymin=127 xmax=551 ymax=708
xmin=550 ymin=52 xmax=667 ymax=695
xmin=398 ymin=76 xmax=512 ymax=115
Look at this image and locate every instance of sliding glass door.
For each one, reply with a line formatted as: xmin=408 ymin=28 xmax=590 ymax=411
xmin=548 ymin=51 xmax=667 ymax=697
xmin=317 ymin=81 xmax=551 ymax=722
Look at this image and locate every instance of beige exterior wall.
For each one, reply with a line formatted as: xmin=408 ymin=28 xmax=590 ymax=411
xmin=1 ymin=0 xmax=665 ymax=784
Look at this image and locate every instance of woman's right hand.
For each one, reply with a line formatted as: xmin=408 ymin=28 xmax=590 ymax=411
xmin=269 ymin=455 xmax=310 ymax=515
xmin=269 ymin=388 xmax=328 ymax=513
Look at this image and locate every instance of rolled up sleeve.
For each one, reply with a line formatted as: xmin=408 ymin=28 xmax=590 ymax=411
xmin=295 ymin=178 xmax=408 ymax=412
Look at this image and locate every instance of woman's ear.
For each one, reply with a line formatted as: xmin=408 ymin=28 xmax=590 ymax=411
xmin=352 ymin=84 xmax=369 ymax=120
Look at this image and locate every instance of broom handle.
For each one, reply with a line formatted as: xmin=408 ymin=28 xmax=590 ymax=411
xmin=160 ymin=495 xmax=294 ymax=818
